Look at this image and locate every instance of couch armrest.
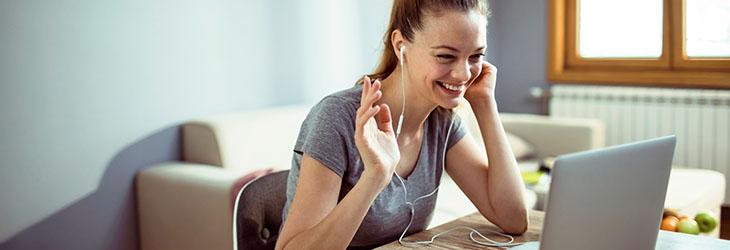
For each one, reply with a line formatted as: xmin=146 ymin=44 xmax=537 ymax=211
xmin=182 ymin=105 xmax=310 ymax=172
xmin=137 ymin=162 xmax=243 ymax=250
xmin=456 ymin=103 xmax=605 ymax=160
xmin=500 ymin=113 xmax=605 ymax=159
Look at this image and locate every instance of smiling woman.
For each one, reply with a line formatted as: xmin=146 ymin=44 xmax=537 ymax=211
xmin=275 ymin=0 xmax=529 ymax=249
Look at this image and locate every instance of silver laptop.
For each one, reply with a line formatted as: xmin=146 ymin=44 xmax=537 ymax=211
xmin=512 ymin=135 xmax=676 ymax=250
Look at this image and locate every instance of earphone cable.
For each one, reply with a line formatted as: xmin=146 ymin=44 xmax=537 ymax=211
xmin=396 ymin=47 xmax=406 ymax=138
xmin=393 ymin=104 xmax=522 ymax=248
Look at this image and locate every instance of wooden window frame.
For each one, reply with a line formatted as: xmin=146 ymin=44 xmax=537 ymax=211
xmin=548 ymin=0 xmax=730 ymax=89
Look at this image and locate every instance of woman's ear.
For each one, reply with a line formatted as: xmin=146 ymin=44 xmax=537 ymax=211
xmin=391 ymin=29 xmax=406 ymax=61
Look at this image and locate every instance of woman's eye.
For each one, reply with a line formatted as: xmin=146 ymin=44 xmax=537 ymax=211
xmin=469 ymin=53 xmax=485 ymax=62
xmin=435 ymin=53 xmax=484 ymax=63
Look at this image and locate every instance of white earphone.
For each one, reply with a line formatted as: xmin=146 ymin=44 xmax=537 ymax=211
xmin=399 ymin=46 xmax=405 ymax=65
xmin=392 ymin=45 xmax=521 ymax=248
xmin=395 ymin=46 xmax=406 ymax=138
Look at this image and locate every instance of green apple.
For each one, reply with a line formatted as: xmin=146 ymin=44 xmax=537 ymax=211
xmin=695 ymin=212 xmax=718 ymax=233
xmin=676 ymin=219 xmax=701 ymax=235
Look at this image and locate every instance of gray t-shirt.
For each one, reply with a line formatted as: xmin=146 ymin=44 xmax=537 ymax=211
xmin=282 ymin=84 xmax=467 ymax=248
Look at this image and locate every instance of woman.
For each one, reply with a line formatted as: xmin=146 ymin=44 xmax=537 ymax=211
xmin=276 ymin=0 xmax=528 ymax=249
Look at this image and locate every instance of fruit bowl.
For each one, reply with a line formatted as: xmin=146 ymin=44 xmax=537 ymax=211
xmin=660 ymin=208 xmax=718 ymax=235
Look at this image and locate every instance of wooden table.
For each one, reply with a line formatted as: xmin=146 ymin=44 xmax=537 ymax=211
xmin=377 ymin=210 xmax=730 ymax=249
xmin=377 ymin=210 xmax=544 ymax=249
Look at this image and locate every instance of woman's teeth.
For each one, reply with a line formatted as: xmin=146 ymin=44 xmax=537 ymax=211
xmin=437 ymin=81 xmax=465 ymax=91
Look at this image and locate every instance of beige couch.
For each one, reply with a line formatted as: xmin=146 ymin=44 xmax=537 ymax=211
xmin=134 ymin=104 xmax=608 ymax=250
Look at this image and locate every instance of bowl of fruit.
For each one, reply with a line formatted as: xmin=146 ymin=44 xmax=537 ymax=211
xmin=660 ymin=208 xmax=718 ymax=235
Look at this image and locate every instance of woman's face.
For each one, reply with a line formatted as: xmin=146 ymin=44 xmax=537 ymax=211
xmin=402 ymin=10 xmax=487 ymax=109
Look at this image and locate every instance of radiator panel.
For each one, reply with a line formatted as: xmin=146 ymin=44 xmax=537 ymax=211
xmin=550 ymin=84 xmax=730 ymax=203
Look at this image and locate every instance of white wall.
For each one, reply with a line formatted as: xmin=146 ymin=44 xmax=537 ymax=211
xmin=0 ymin=0 xmax=391 ymax=244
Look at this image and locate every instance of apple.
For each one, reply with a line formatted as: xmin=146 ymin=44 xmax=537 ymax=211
xmin=676 ymin=219 xmax=700 ymax=235
xmin=695 ymin=212 xmax=718 ymax=233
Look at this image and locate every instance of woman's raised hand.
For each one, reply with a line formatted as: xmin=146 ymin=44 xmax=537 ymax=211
xmin=354 ymin=76 xmax=400 ymax=188
xmin=465 ymin=61 xmax=498 ymax=102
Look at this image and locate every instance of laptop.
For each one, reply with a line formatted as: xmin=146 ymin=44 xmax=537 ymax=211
xmin=512 ymin=135 xmax=676 ymax=250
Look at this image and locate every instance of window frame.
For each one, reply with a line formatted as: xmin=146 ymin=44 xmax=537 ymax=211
xmin=548 ymin=0 xmax=730 ymax=89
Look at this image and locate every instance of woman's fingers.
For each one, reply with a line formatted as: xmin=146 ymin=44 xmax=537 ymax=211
xmin=359 ymin=77 xmax=380 ymax=110
xmin=483 ymin=60 xmax=497 ymax=71
xmin=471 ymin=61 xmax=488 ymax=83
xmin=357 ymin=77 xmax=371 ymax=122
xmin=356 ymin=106 xmax=380 ymax=134
xmin=364 ymin=80 xmax=382 ymax=107
xmin=361 ymin=76 xmax=371 ymax=100
xmin=357 ymin=76 xmax=384 ymax=129
xmin=367 ymin=105 xmax=381 ymax=119
xmin=365 ymin=89 xmax=382 ymax=109
xmin=376 ymin=103 xmax=394 ymax=134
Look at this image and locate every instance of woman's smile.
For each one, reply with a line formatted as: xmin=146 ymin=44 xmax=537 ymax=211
xmin=435 ymin=80 xmax=466 ymax=95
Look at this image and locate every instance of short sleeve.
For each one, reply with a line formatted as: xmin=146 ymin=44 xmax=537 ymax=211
xmin=445 ymin=111 xmax=468 ymax=150
xmin=294 ymin=97 xmax=355 ymax=177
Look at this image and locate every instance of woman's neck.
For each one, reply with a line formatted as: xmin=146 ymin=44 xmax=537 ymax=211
xmin=377 ymin=66 xmax=437 ymax=139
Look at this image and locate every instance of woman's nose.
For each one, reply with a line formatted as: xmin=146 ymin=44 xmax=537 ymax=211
xmin=450 ymin=61 xmax=471 ymax=83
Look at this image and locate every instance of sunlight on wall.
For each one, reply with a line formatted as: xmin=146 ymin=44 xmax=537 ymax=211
xmin=0 ymin=0 xmax=391 ymax=243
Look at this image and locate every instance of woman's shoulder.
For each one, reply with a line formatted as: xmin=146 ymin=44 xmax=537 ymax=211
xmin=323 ymin=84 xmax=363 ymax=104
xmin=301 ymin=85 xmax=362 ymax=127
xmin=311 ymin=85 xmax=362 ymax=115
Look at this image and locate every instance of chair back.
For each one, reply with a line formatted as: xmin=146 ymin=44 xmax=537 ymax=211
xmin=233 ymin=170 xmax=289 ymax=250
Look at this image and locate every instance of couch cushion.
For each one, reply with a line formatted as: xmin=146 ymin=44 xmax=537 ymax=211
xmin=183 ymin=105 xmax=311 ymax=171
xmin=664 ymin=167 xmax=725 ymax=238
xmin=454 ymin=104 xmax=536 ymax=160
xmin=506 ymin=132 xmax=536 ymax=160
xmin=664 ymin=168 xmax=725 ymax=215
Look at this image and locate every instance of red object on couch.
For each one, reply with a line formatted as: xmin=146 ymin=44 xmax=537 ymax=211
xmin=230 ymin=168 xmax=275 ymax=210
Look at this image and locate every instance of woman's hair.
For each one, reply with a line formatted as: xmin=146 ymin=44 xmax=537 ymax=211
xmin=358 ymin=0 xmax=490 ymax=84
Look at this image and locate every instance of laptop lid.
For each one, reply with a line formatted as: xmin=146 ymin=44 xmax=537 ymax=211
xmin=540 ymin=136 xmax=676 ymax=250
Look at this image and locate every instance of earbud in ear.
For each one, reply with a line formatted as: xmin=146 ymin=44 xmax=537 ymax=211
xmin=396 ymin=45 xmax=406 ymax=137
xmin=399 ymin=46 xmax=405 ymax=65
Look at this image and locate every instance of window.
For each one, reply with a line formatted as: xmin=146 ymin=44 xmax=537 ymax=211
xmin=548 ymin=0 xmax=730 ymax=89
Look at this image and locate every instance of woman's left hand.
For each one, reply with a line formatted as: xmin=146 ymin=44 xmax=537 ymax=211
xmin=464 ymin=61 xmax=497 ymax=102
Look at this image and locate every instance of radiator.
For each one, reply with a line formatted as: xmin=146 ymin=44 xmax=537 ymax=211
xmin=549 ymin=84 xmax=730 ymax=181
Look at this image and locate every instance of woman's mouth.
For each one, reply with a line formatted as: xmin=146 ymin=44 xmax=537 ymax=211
xmin=436 ymin=81 xmax=465 ymax=94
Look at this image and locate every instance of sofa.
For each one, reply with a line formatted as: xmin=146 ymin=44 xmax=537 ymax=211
xmin=134 ymin=103 xmax=649 ymax=249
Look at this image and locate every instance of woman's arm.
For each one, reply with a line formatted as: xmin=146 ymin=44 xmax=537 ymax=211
xmin=277 ymin=77 xmax=400 ymax=249
xmin=275 ymin=154 xmax=389 ymax=250
xmin=444 ymin=62 xmax=528 ymax=234
xmin=448 ymin=97 xmax=529 ymax=234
